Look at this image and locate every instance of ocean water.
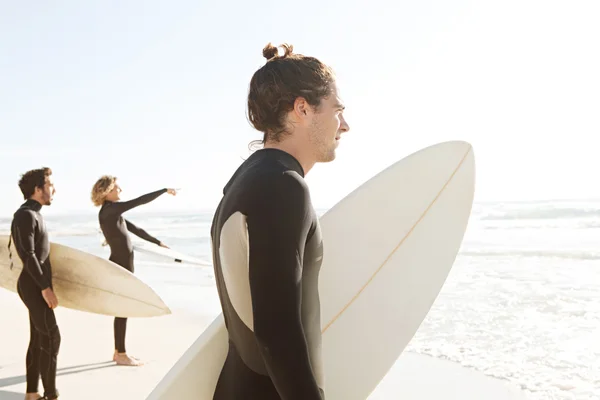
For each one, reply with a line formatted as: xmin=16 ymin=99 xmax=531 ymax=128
xmin=1 ymin=200 xmax=599 ymax=400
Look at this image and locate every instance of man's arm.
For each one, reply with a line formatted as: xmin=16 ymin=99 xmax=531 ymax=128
xmin=246 ymin=172 xmax=323 ymax=400
xmin=125 ymin=219 xmax=161 ymax=245
xmin=109 ymin=188 xmax=168 ymax=216
xmin=12 ymin=211 xmax=51 ymax=290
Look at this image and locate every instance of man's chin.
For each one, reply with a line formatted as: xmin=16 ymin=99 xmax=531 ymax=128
xmin=318 ymin=152 xmax=336 ymax=163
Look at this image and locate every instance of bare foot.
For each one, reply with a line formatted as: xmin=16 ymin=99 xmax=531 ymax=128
xmin=113 ymin=350 xmax=140 ymax=362
xmin=114 ymin=352 xmax=143 ymax=366
xmin=24 ymin=393 xmax=42 ymax=400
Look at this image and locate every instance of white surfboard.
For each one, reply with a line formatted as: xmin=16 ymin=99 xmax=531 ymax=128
xmin=146 ymin=140 xmax=476 ymax=400
xmin=0 ymin=236 xmax=171 ymax=318
xmin=132 ymin=241 xmax=211 ymax=267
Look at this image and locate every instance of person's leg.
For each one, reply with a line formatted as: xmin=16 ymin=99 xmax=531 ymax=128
xmin=18 ymin=281 xmax=43 ymax=400
xmin=24 ymin=314 xmax=42 ymax=399
xmin=27 ymin=296 xmax=60 ymax=399
xmin=113 ymin=317 xmax=141 ymax=366
xmin=113 ymin=254 xmax=142 ymax=366
xmin=114 ymin=317 xmax=127 ymax=354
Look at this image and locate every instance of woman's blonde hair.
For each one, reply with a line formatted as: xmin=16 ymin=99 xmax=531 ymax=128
xmin=91 ymin=175 xmax=117 ymax=207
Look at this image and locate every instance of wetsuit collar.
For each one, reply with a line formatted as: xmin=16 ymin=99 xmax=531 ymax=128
xmin=23 ymin=198 xmax=42 ymax=211
xmin=258 ymin=148 xmax=305 ymax=178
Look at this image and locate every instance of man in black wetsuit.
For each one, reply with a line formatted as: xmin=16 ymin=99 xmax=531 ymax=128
xmin=210 ymin=43 xmax=350 ymax=400
xmin=90 ymin=175 xmax=177 ymax=366
xmin=10 ymin=167 xmax=60 ymax=400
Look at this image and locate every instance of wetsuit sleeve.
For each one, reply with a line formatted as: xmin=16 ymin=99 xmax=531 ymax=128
xmin=125 ymin=219 xmax=161 ymax=245
xmin=246 ymin=172 xmax=323 ymax=400
xmin=12 ymin=211 xmax=51 ymax=291
xmin=109 ymin=188 xmax=168 ymax=215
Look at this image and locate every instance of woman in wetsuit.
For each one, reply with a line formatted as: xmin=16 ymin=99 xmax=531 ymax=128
xmin=91 ymin=175 xmax=177 ymax=366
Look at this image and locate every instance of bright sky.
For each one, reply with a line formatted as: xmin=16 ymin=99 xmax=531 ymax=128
xmin=1 ymin=0 xmax=599 ymax=217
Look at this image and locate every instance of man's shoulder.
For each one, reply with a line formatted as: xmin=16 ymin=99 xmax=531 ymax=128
xmin=13 ymin=206 xmax=37 ymax=221
xmin=231 ymin=154 xmax=306 ymax=192
xmin=11 ymin=208 xmax=40 ymax=234
xmin=245 ymin=162 xmax=307 ymax=197
xmin=244 ymin=171 xmax=311 ymax=222
xmin=220 ymin=151 xmax=312 ymax=218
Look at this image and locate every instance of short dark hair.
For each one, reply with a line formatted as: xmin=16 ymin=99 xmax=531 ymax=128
xmin=247 ymin=43 xmax=336 ymax=148
xmin=18 ymin=167 xmax=52 ymax=199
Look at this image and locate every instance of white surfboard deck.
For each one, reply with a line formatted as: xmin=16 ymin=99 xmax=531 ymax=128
xmin=132 ymin=241 xmax=211 ymax=267
xmin=147 ymin=140 xmax=476 ymax=400
xmin=0 ymin=236 xmax=171 ymax=318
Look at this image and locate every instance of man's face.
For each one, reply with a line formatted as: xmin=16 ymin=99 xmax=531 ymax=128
xmin=307 ymin=81 xmax=350 ymax=163
xmin=38 ymin=175 xmax=56 ymax=206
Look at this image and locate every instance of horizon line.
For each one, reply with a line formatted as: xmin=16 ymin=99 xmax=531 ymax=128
xmin=3 ymin=196 xmax=600 ymax=219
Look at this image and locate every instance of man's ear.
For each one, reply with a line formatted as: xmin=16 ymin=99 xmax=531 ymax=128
xmin=293 ymin=96 xmax=310 ymax=118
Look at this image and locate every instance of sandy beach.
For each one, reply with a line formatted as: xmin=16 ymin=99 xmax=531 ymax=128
xmin=0 ymin=289 xmax=210 ymax=400
xmin=0 ymin=289 xmax=527 ymax=400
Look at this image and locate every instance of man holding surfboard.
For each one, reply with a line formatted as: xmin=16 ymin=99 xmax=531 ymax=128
xmin=91 ymin=176 xmax=177 ymax=366
xmin=10 ymin=167 xmax=60 ymax=400
xmin=210 ymin=43 xmax=349 ymax=399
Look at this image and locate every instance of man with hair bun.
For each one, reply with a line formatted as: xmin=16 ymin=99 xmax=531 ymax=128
xmin=210 ymin=42 xmax=350 ymax=399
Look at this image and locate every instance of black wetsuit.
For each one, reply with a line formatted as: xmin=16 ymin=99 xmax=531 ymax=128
xmin=10 ymin=199 xmax=60 ymax=400
xmin=98 ymin=188 xmax=166 ymax=353
xmin=210 ymin=148 xmax=325 ymax=400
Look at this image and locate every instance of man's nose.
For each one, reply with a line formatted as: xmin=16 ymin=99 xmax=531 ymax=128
xmin=340 ymin=115 xmax=350 ymax=133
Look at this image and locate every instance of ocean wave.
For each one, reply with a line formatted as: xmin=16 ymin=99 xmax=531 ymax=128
xmin=481 ymin=207 xmax=600 ymax=221
xmin=460 ymin=249 xmax=600 ymax=261
xmin=50 ymin=231 xmax=97 ymax=237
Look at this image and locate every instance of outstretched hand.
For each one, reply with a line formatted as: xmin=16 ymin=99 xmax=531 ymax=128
xmin=159 ymin=242 xmax=170 ymax=249
xmin=166 ymin=188 xmax=178 ymax=196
